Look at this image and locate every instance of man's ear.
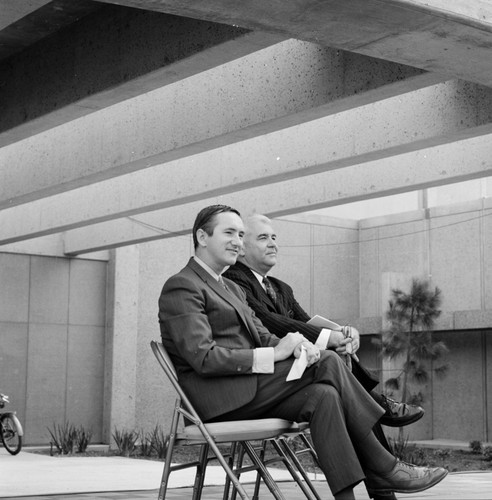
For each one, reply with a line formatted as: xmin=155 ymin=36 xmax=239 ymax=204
xmin=196 ymin=228 xmax=207 ymax=248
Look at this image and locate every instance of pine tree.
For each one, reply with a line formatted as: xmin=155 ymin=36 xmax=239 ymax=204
xmin=380 ymin=278 xmax=449 ymax=407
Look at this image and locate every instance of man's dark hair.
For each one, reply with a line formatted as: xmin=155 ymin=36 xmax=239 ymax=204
xmin=192 ymin=204 xmax=241 ymax=249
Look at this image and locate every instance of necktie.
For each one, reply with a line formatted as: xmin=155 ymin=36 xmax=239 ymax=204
xmin=263 ymin=277 xmax=277 ymax=303
xmin=218 ymin=276 xmax=228 ymax=290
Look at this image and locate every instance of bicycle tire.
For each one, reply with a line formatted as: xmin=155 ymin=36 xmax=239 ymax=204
xmin=1 ymin=415 xmax=22 ymax=455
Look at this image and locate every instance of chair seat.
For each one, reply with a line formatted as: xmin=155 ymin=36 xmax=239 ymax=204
xmin=179 ymin=418 xmax=299 ymax=443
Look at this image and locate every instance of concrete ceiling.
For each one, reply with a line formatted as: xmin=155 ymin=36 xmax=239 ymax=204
xmin=0 ymin=0 xmax=491 ymax=255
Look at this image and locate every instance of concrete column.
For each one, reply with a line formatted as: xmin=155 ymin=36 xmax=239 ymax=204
xmin=103 ymin=246 xmax=140 ymax=444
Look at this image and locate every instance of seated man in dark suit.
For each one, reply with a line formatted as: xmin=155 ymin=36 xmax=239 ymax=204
xmin=159 ymin=204 xmax=447 ymax=500
xmin=224 ymin=213 xmax=424 ymax=428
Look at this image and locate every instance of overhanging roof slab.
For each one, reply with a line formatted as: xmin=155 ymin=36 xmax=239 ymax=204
xmin=0 ymin=39 xmax=434 ymax=208
xmin=0 ymin=4 xmax=269 ymax=146
xmin=101 ymin=0 xmax=492 ymax=86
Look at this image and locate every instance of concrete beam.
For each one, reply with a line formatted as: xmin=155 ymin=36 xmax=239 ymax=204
xmin=0 ymin=234 xmax=109 ymax=260
xmin=61 ymin=134 xmax=492 ymax=254
xmin=0 ymin=78 xmax=491 ymax=243
xmin=0 ymin=0 xmax=51 ymax=29
xmin=0 ymin=39 xmax=437 ymax=208
xmin=101 ymin=0 xmax=492 ymax=87
xmin=0 ymin=0 xmax=101 ymax=60
xmin=0 ymin=4 xmax=275 ymax=146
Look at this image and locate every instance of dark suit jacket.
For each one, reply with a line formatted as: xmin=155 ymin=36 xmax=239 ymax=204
xmin=158 ymin=257 xmax=279 ymax=421
xmin=224 ymin=261 xmax=378 ymax=392
xmin=223 ymin=261 xmax=324 ymax=341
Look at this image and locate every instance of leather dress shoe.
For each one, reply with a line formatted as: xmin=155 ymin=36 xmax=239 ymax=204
xmin=379 ymin=395 xmax=424 ymax=427
xmin=366 ymin=460 xmax=448 ymax=495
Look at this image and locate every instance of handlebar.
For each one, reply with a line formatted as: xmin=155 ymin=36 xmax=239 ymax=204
xmin=0 ymin=393 xmax=10 ymax=408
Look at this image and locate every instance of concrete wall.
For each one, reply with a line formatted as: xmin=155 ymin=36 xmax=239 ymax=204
xmin=359 ymin=198 xmax=492 ymax=321
xmin=272 ymin=214 xmax=360 ymax=322
xmin=135 ymin=235 xmax=194 ymax=435
xmin=133 ymin=200 xmax=492 ymax=442
xmin=0 ymin=253 xmax=107 ymax=445
xmin=355 ymin=198 xmax=492 ymax=441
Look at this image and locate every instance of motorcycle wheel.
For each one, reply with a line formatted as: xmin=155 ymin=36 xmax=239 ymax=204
xmin=1 ymin=415 xmax=22 ymax=455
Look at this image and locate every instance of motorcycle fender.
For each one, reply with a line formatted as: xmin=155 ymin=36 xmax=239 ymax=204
xmin=2 ymin=411 xmax=24 ymax=436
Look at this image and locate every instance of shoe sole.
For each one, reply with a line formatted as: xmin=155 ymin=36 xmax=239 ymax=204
xmin=380 ymin=409 xmax=425 ymax=427
xmin=368 ymin=468 xmax=448 ymax=495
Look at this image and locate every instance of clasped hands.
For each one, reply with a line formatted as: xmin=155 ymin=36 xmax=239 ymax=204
xmin=273 ymin=331 xmax=320 ymax=366
xmin=273 ymin=327 xmax=360 ymax=365
xmin=329 ymin=326 xmax=360 ymax=359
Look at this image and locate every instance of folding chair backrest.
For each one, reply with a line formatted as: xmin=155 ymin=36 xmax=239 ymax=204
xmin=151 ymin=339 xmax=178 ymax=379
xmin=150 ymin=340 xmax=204 ymax=424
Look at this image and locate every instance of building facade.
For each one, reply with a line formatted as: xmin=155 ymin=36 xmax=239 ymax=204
xmin=2 ymin=197 xmax=490 ymax=445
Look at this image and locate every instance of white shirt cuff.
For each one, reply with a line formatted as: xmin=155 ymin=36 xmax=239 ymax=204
xmin=315 ymin=328 xmax=332 ymax=349
xmin=253 ymin=347 xmax=275 ymax=373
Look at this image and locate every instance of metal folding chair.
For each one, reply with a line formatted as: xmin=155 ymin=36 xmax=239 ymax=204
xmin=150 ymin=340 xmax=322 ymax=500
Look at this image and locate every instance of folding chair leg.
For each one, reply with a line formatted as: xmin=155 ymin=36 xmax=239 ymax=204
xmin=223 ymin=442 xmax=240 ymax=500
xmin=229 ymin=442 xmax=248 ymax=500
xmin=191 ymin=444 xmax=209 ymax=500
xmin=252 ymin=440 xmax=268 ymax=500
xmin=159 ymin=401 xmax=181 ymax=500
xmin=241 ymin=440 xmax=285 ymax=500
xmin=298 ymin=432 xmax=319 ymax=463
xmin=200 ymin=430 xmax=250 ymax=499
xmin=271 ymin=438 xmax=319 ymax=500
xmin=277 ymin=437 xmax=322 ymax=500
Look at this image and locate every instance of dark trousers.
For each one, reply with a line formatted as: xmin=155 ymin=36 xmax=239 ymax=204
xmin=351 ymin=360 xmax=392 ymax=452
xmin=210 ymin=350 xmax=385 ymax=494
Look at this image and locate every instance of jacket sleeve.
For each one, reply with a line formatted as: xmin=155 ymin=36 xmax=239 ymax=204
xmin=226 ymin=269 xmax=324 ymax=345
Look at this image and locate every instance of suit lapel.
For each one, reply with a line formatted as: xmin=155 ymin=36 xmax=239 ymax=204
xmin=237 ymin=262 xmax=278 ymax=310
xmin=188 ymin=259 xmax=261 ymax=345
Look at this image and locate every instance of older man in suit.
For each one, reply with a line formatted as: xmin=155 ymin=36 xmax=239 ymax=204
xmin=158 ymin=204 xmax=447 ymax=500
xmin=223 ymin=214 xmax=424 ymax=429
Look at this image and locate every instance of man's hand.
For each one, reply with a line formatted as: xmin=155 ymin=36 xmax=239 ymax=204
xmin=345 ymin=326 xmax=360 ymax=354
xmin=328 ymin=326 xmax=360 ymax=357
xmin=327 ymin=330 xmax=345 ymax=350
xmin=294 ymin=340 xmax=320 ymax=366
xmin=273 ymin=332 xmax=305 ymax=362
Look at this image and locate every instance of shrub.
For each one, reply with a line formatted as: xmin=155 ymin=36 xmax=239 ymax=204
xmin=388 ymin=434 xmax=427 ymax=466
xmin=75 ymin=425 xmax=93 ymax=453
xmin=149 ymin=425 xmax=169 ymax=459
xmin=47 ymin=422 xmax=77 ymax=455
xmin=469 ymin=440 xmax=483 ymax=454
xmin=433 ymin=448 xmax=451 ymax=467
xmin=47 ymin=422 xmax=94 ymax=455
xmin=112 ymin=427 xmax=140 ymax=457
xmin=138 ymin=429 xmax=154 ymax=457
xmin=483 ymin=446 xmax=492 ymax=462
xmin=389 ymin=434 xmax=411 ymax=460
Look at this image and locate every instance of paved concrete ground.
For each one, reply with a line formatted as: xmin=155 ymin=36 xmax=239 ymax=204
xmin=1 ymin=446 xmax=492 ymax=500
